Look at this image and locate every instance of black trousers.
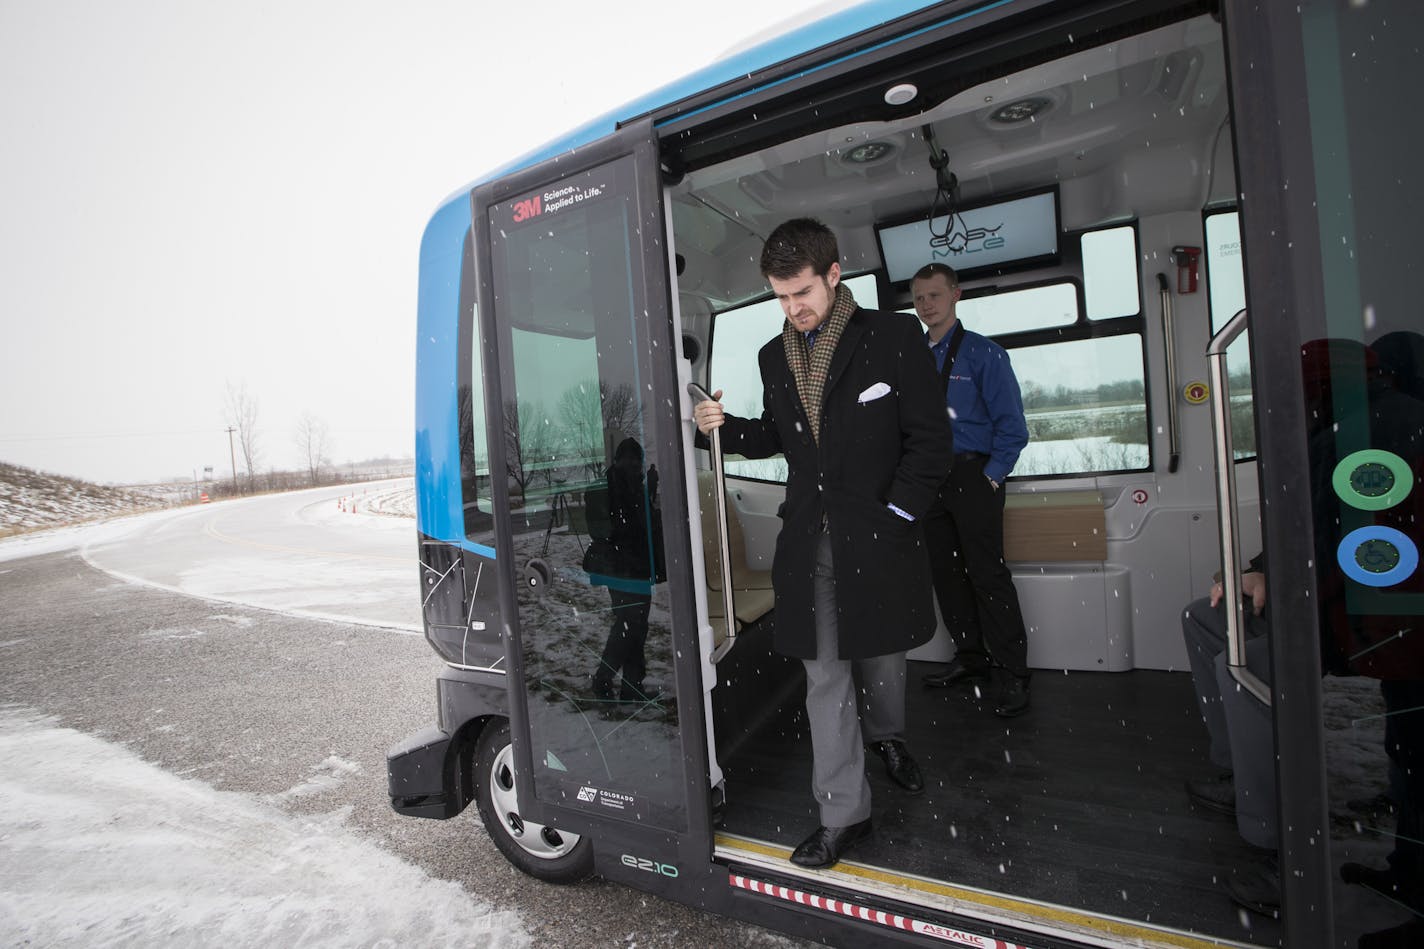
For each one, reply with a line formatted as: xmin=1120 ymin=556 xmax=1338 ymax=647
xmin=1381 ymin=678 xmax=1424 ymax=908
xmin=594 ymin=587 xmax=652 ymax=699
xmin=923 ymin=453 xmax=1029 ymax=679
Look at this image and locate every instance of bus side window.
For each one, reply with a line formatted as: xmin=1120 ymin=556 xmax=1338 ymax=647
xmin=1205 ymin=209 xmax=1256 ymax=460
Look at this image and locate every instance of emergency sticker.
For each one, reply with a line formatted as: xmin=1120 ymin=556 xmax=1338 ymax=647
xmin=1183 ymin=381 xmax=1210 ymax=404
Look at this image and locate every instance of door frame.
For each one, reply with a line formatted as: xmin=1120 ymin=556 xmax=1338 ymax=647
xmin=1221 ymin=1 xmax=1342 ymax=943
xmin=469 ymin=119 xmax=714 ymax=867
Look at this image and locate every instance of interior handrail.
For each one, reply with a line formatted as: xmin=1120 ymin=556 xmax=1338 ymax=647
xmin=688 ymin=382 xmax=739 ymax=663
xmin=1157 ymin=273 xmax=1181 ymax=474
xmin=1205 ymin=308 xmax=1271 ymax=706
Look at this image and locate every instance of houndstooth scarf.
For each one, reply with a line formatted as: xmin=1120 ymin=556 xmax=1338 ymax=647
xmin=781 ymin=281 xmax=857 ymax=444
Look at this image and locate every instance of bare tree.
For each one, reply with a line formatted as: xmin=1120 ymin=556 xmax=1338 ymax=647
xmin=599 ymin=381 xmax=638 ymax=441
xmin=224 ymin=381 xmax=260 ymax=492
xmin=503 ymin=399 xmax=554 ymax=504
xmin=555 ymin=379 xmax=642 ymax=480
xmin=295 ymin=412 xmax=331 ymax=486
xmin=556 ymin=380 xmax=606 ymax=479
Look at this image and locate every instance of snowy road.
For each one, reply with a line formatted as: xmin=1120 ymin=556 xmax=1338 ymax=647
xmin=80 ymin=480 xmax=422 ymax=631
xmin=0 ymin=514 xmax=796 ymax=948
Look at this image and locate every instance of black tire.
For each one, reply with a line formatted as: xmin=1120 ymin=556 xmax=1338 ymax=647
xmin=472 ymin=718 xmax=594 ymax=884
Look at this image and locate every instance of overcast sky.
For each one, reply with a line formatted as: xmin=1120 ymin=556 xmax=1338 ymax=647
xmin=0 ymin=0 xmax=832 ymax=485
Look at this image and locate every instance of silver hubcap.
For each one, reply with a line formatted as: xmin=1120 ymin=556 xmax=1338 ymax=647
xmin=488 ymin=743 xmax=581 ymax=859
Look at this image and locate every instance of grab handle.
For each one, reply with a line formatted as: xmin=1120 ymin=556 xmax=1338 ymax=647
xmin=1157 ymin=273 xmax=1181 ymax=473
xmin=1205 ymin=309 xmax=1270 ymax=706
xmin=688 ymin=382 xmax=738 ymax=663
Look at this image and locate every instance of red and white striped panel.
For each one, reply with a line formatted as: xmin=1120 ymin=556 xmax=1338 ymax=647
xmin=729 ymin=873 xmax=1034 ymax=949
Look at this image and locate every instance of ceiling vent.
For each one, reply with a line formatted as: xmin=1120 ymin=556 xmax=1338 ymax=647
xmin=987 ymin=96 xmax=1054 ymax=125
xmin=838 ymin=140 xmax=898 ymax=167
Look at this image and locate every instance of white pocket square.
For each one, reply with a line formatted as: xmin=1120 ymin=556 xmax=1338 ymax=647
xmin=857 ymin=382 xmax=891 ymax=404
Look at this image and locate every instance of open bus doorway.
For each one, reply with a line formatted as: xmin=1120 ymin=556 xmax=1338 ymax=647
xmin=665 ymin=7 xmax=1380 ymax=946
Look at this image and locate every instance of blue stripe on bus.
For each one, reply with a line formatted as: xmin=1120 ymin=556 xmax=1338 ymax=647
xmin=415 ymin=197 xmax=471 ymax=545
xmin=459 ymin=538 xmax=498 ymax=560
xmin=656 ymin=0 xmax=1016 ymax=130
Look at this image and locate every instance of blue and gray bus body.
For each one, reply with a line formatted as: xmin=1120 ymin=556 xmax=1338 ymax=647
xmin=389 ymin=1 xmax=1424 ymax=946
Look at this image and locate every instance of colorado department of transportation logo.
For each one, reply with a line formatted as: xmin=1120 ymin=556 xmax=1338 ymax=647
xmin=573 ymin=784 xmax=635 ymax=811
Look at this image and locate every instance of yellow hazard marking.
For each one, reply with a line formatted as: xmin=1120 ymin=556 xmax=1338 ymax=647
xmin=715 ymin=834 xmax=1246 ymax=949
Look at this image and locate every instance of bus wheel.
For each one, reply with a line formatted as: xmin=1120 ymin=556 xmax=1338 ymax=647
xmin=472 ymin=719 xmax=594 ymax=884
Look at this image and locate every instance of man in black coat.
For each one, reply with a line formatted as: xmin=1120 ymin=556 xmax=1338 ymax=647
xmin=693 ymin=218 xmax=953 ymax=868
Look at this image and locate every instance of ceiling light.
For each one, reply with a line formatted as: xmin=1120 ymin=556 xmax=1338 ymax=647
xmin=988 ymin=96 xmax=1053 ymax=124
xmin=839 ymin=141 xmax=898 ymax=166
xmin=884 ymin=83 xmax=918 ymax=106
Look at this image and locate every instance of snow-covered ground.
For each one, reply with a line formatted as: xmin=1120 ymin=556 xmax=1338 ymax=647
xmin=0 ymin=705 xmax=529 ymax=947
xmin=360 ymin=483 xmax=417 ymax=518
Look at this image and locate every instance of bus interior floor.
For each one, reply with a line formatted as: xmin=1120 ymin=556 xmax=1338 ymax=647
xmin=715 ymin=662 xmax=1284 ymax=945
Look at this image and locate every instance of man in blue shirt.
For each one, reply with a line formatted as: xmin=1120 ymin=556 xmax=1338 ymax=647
xmin=911 ymin=263 xmax=1033 ymax=717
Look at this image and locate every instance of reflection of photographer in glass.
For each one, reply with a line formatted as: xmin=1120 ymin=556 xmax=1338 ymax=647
xmin=1312 ymin=334 xmax=1424 ymax=930
xmin=584 ymin=437 xmax=665 ymax=703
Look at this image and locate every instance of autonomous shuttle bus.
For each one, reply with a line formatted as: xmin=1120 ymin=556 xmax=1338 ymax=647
xmin=387 ymin=1 xmax=1424 ymax=945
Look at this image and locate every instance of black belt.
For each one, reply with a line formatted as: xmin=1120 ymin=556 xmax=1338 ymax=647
xmin=955 ymin=451 xmax=989 ymax=462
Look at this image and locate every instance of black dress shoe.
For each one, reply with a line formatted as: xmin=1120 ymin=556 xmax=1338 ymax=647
xmin=1184 ymin=773 xmax=1236 ymax=816
xmin=993 ymin=676 xmax=1030 ymax=718
xmin=1359 ymin=919 xmax=1424 ymax=949
xmin=790 ymin=818 xmax=872 ymax=868
xmin=1226 ymin=855 xmax=1280 ymax=918
xmin=1341 ymin=862 xmax=1418 ymax=909
xmin=867 ymin=739 xmax=924 ymax=794
xmin=923 ymin=658 xmax=988 ymax=689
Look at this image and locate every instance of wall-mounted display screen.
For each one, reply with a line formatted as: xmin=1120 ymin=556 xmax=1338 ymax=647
xmin=877 ymin=188 xmax=1060 ymax=283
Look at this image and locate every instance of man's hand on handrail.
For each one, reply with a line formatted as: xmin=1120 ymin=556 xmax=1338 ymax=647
xmin=694 ymin=389 xmax=725 ymax=436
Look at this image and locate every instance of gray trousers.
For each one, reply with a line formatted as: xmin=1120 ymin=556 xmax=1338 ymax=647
xmin=802 ymin=533 xmax=907 ymax=826
xmin=1182 ymin=596 xmax=1276 ymax=849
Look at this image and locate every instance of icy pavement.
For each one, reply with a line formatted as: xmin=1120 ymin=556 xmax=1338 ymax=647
xmin=0 ymin=706 xmax=528 ymax=948
xmin=0 ymin=505 xmax=192 ymax=565
xmin=52 ymin=480 xmax=425 ymax=632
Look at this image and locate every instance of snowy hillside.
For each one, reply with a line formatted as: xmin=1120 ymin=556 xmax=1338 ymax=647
xmin=0 ymin=462 xmax=165 ymax=537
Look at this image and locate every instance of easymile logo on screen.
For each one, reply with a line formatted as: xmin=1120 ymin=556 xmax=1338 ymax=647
xmin=931 ymin=210 xmax=1006 ymax=257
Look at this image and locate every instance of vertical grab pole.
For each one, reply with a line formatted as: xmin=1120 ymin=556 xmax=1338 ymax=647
xmin=688 ymin=383 xmax=739 ymax=663
xmin=1157 ymin=273 xmax=1182 ymax=473
xmin=1205 ymin=308 xmax=1271 ymax=705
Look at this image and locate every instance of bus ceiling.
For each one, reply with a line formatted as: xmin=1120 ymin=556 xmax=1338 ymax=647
xmin=666 ymin=8 xmax=1228 ymax=306
xmin=654 ymin=0 xmax=1215 ymax=177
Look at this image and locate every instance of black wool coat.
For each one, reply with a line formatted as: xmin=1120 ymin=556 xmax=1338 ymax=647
xmin=718 ymin=306 xmax=954 ymax=660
